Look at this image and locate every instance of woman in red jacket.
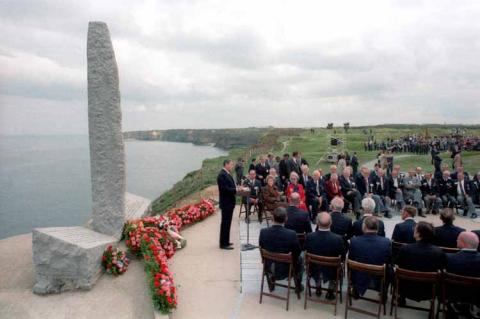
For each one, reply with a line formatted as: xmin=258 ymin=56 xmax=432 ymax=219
xmin=285 ymin=172 xmax=307 ymax=210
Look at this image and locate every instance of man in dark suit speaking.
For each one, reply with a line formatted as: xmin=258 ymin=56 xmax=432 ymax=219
xmin=217 ymin=159 xmax=243 ymax=250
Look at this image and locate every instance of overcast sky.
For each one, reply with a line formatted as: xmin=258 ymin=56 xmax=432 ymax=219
xmin=1 ymin=0 xmax=479 ymax=135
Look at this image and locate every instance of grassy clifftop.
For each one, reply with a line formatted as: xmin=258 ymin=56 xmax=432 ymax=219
xmin=124 ymin=128 xmax=268 ymax=149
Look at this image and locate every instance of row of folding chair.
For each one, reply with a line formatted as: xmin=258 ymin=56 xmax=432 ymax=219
xmin=259 ymin=248 xmax=480 ymax=319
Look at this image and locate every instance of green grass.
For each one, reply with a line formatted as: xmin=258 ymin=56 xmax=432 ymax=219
xmin=271 ymin=127 xmax=480 ymax=173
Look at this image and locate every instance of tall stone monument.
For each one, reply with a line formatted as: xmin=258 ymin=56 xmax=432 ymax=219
xmin=88 ymin=21 xmax=126 ymax=239
xmin=32 ymin=22 xmax=132 ymax=294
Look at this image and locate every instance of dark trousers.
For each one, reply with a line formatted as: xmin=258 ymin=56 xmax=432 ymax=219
xmin=219 ymin=205 xmax=234 ymax=247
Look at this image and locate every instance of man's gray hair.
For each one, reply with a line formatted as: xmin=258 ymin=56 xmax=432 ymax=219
xmin=361 ymin=197 xmax=376 ymax=214
xmin=330 ymin=196 xmax=344 ymax=211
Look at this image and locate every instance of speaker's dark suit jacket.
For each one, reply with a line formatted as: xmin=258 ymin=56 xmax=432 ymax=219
xmin=259 ymin=225 xmax=302 ymax=280
xmin=434 ymin=224 xmax=465 ymax=248
xmin=349 ymin=233 xmax=392 ymax=296
xmin=305 ymin=230 xmax=345 ymax=282
xmin=392 ymin=219 xmax=416 ymax=244
xmin=217 ymin=168 xmax=236 ymax=210
xmin=396 ymin=242 xmax=446 ymax=302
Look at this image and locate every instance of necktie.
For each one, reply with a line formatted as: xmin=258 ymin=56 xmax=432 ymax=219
xmin=461 ymin=181 xmax=465 ymax=195
xmin=380 ymin=177 xmax=384 ymax=189
xmin=316 ymin=181 xmax=319 ymax=195
xmin=334 ymin=182 xmax=338 ymax=193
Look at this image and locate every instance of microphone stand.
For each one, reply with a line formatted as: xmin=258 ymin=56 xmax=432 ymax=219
xmin=242 ymin=185 xmax=258 ymax=251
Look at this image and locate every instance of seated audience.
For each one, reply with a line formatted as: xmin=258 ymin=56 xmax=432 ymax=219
xmin=352 ymin=198 xmax=386 ymax=237
xmin=396 ymin=222 xmax=446 ymax=304
xmin=304 ymin=212 xmax=346 ymax=300
xmin=454 ymin=172 xmax=478 ymax=218
xmin=267 ymin=168 xmax=284 ymax=193
xmin=241 ymin=169 xmax=264 ymax=222
xmin=356 ymin=165 xmax=391 ymax=218
xmin=420 ymin=172 xmax=442 ymax=215
xmin=349 ymin=216 xmax=392 ymax=297
xmin=325 ymin=173 xmax=343 ymax=202
xmin=306 ymin=169 xmax=327 ymax=222
xmin=438 ymin=170 xmax=457 ymax=208
xmin=434 ymin=208 xmax=465 ymax=248
xmin=339 ymin=166 xmax=362 ymax=217
xmin=259 ymin=207 xmax=303 ymax=292
xmin=403 ymin=168 xmax=425 ymax=217
xmin=446 ymin=232 xmax=480 ymax=314
xmin=392 ymin=205 xmax=417 ymax=244
xmin=386 ymin=169 xmax=405 ymax=209
xmin=285 ymin=192 xmax=312 ymax=235
xmin=285 ymin=172 xmax=307 ymax=210
xmin=329 ymin=197 xmax=353 ymax=249
xmin=262 ymin=175 xmax=286 ymax=211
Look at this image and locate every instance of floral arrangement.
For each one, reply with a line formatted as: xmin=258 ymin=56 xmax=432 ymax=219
xmin=101 ymin=245 xmax=130 ymax=276
xmin=123 ymin=199 xmax=215 ymax=314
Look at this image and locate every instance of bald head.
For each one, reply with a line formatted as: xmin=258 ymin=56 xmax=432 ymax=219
xmin=290 ymin=192 xmax=300 ymax=206
xmin=457 ymin=231 xmax=479 ymax=250
xmin=317 ymin=212 xmax=331 ymax=230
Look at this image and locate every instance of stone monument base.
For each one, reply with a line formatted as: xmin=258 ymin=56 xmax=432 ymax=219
xmin=32 ymin=226 xmax=116 ymax=294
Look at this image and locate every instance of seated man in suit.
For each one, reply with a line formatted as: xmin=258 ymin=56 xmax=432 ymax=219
xmin=387 ymin=168 xmax=405 ymax=210
xmin=329 ymin=196 xmax=353 ymax=249
xmin=446 ymin=231 xmax=480 ymax=313
xmin=349 ymin=216 xmax=392 ymax=297
xmin=242 ymin=169 xmax=264 ymax=222
xmin=403 ymin=168 xmax=425 ymax=217
xmin=449 ymin=231 xmax=480 ymax=277
xmin=356 ymin=165 xmax=391 ymax=218
xmin=285 ymin=192 xmax=312 ymax=235
xmin=454 ymin=172 xmax=478 ymax=218
xmin=305 ymin=212 xmax=346 ymax=300
xmin=396 ymin=221 xmax=446 ymax=305
xmin=326 ymin=173 xmax=343 ymax=203
xmin=306 ymin=169 xmax=327 ymax=222
xmin=438 ymin=170 xmax=457 ymax=208
xmin=420 ymin=172 xmax=442 ymax=215
xmin=259 ymin=207 xmax=303 ymax=292
xmin=434 ymin=208 xmax=465 ymax=248
xmin=352 ymin=198 xmax=386 ymax=237
xmin=340 ymin=166 xmax=362 ymax=218
xmin=372 ymin=168 xmax=392 ymax=210
xmin=392 ymin=205 xmax=417 ymax=244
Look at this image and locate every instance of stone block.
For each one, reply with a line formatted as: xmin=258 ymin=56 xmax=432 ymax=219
xmin=125 ymin=192 xmax=151 ymax=221
xmin=32 ymin=226 xmax=116 ymax=294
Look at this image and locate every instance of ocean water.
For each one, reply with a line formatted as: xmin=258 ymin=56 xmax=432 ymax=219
xmin=0 ymin=135 xmax=226 ymax=239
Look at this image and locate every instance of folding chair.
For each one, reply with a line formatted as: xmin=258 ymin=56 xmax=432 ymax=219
xmin=390 ymin=266 xmax=441 ymax=319
xmin=345 ymin=259 xmax=386 ymax=319
xmin=304 ymin=253 xmax=343 ymax=316
xmin=259 ymin=249 xmax=301 ymax=311
xmin=439 ymin=272 xmax=480 ymax=319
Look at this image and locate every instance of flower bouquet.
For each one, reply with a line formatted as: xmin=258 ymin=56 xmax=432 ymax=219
xmin=101 ymin=245 xmax=130 ymax=275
